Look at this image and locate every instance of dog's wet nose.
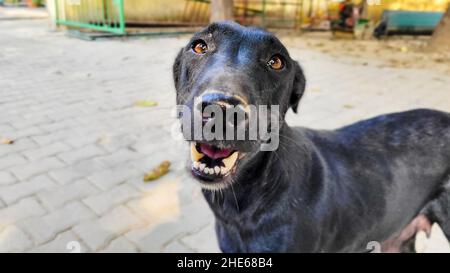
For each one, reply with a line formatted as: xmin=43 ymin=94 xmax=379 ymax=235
xmin=196 ymin=92 xmax=249 ymax=137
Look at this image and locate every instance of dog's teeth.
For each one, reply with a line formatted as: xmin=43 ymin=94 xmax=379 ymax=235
xmin=193 ymin=161 xmax=200 ymax=169
xmin=191 ymin=143 xmax=204 ymax=162
xmin=220 ymin=166 xmax=228 ymax=175
xmin=222 ymin=152 xmax=239 ymax=170
xmin=199 ymin=163 xmax=205 ymax=171
xmin=203 ymin=167 xmax=210 ymax=174
xmin=214 ymin=166 xmax=220 ymax=175
xmin=221 ymin=165 xmax=231 ymax=174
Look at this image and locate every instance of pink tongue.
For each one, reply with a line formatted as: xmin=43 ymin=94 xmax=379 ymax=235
xmin=199 ymin=144 xmax=232 ymax=160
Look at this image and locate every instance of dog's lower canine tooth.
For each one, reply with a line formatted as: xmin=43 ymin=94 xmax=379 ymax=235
xmin=191 ymin=143 xmax=204 ymax=162
xmin=214 ymin=166 xmax=220 ymax=175
xmin=199 ymin=163 xmax=205 ymax=171
xmin=222 ymin=152 xmax=239 ymax=170
xmin=193 ymin=161 xmax=200 ymax=169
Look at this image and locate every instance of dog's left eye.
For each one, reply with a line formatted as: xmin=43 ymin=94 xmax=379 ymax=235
xmin=192 ymin=40 xmax=208 ymax=55
xmin=267 ymin=55 xmax=284 ymax=70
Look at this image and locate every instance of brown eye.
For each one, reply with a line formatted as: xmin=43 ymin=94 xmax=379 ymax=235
xmin=267 ymin=55 xmax=284 ymax=70
xmin=192 ymin=40 xmax=208 ymax=54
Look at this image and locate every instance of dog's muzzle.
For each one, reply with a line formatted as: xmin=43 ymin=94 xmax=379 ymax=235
xmin=189 ymin=91 xmax=249 ymax=183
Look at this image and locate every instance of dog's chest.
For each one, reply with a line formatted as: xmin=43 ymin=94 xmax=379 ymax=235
xmin=215 ymin=214 xmax=294 ymax=253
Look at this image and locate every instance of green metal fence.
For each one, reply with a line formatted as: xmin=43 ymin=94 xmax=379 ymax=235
xmin=54 ymin=0 xmax=125 ymax=35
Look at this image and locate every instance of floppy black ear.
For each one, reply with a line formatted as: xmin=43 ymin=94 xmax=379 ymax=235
xmin=172 ymin=48 xmax=183 ymax=91
xmin=290 ymin=61 xmax=306 ymax=113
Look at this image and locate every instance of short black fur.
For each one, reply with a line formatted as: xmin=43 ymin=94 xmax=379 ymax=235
xmin=173 ymin=22 xmax=450 ymax=252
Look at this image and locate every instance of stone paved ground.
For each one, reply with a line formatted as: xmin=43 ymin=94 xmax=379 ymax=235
xmin=0 ymin=19 xmax=449 ymax=253
xmin=0 ymin=7 xmax=48 ymax=20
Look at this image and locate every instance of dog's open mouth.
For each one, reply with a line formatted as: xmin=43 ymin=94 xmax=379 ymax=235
xmin=190 ymin=142 xmax=240 ymax=183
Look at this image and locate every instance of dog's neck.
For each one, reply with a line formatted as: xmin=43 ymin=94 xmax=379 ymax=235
xmin=203 ymin=124 xmax=314 ymax=219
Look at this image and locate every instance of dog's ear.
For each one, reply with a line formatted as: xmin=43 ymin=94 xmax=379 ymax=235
xmin=290 ymin=61 xmax=306 ymax=113
xmin=172 ymin=48 xmax=183 ymax=91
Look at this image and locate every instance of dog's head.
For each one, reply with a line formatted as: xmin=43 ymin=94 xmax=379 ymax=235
xmin=173 ymin=22 xmax=306 ymax=190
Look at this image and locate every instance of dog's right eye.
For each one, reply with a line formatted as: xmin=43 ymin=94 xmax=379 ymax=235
xmin=267 ymin=55 xmax=284 ymax=71
xmin=192 ymin=40 xmax=208 ymax=55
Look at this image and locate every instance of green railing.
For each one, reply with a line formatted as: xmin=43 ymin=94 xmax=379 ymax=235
xmin=54 ymin=0 xmax=125 ymax=35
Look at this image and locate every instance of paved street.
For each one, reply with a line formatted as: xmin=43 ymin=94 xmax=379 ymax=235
xmin=0 ymin=19 xmax=449 ymax=253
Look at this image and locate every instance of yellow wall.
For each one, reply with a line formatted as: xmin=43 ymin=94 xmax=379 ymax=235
xmin=58 ymin=0 xmax=450 ymax=25
xmin=122 ymin=0 xmax=450 ymax=24
xmin=124 ymin=0 xmax=209 ymax=23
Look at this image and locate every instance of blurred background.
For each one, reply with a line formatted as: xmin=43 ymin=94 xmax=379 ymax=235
xmin=0 ymin=0 xmax=449 ymax=253
xmin=4 ymin=0 xmax=450 ymax=36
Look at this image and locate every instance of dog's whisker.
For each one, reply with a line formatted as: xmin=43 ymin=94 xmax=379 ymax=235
xmin=271 ymin=149 xmax=290 ymax=181
xmin=230 ymin=181 xmax=240 ymax=213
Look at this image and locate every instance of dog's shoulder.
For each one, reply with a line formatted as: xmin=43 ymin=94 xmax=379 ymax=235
xmin=290 ymin=109 xmax=450 ymax=152
xmin=337 ymin=109 xmax=450 ymax=137
xmin=334 ymin=109 xmax=450 ymax=154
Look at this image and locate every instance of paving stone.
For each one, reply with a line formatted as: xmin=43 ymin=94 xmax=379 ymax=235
xmin=10 ymin=157 xmax=65 ymax=181
xmin=0 ymin=175 xmax=57 ymax=205
xmin=126 ymin=179 xmax=181 ymax=225
xmin=100 ymin=236 xmax=138 ymax=253
xmin=37 ymin=179 xmax=99 ymax=210
xmin=162 ymin=240 xmax=195 ymax=253
xmin=125 ymin=221 xmax=186 ymax=253
xmin=22 ymin=142 xmax=71 ymax=161
xmin=125 ymin=199 xmax=214 ymax=252
xmin=0 ymin=171 xmax=17 ymax=186
xmin=0 ymin=197 xmax=46 ymax=228
xmin=18 ymin=202 xmax=96 ymax=245
xmin=0 ymin=138 xmax=38 ymax=158
xmin=48 ymin=159 xmax=106 ymax=185
xmin=180 ymin=223 xmax=221 ymax=253
xmin=73 ymin=206 xmax=144 ymax=251
xmin=0 ymin=225 xmax=33 ymax=252
xmin=8 ymin=126 xmax=44 ymax=140
xmin=95 ymin=149 xmax=141 ymax=168
xmin=87 ymin=166 xmax=139 ymax=190
xmin=83 ymin=184 xmax=140 ymax=215
xmin=57 ymin=145 xmax=105 ymax=165
xmin=32 ymin=130 xmax=74 ymax=146
xmin=29 ymin=230 xmax=89 ymax=253
xmin=0 ymin=154 xmax=27 ymax=170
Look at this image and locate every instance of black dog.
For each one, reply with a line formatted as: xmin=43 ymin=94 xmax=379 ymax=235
xmin=173 ymin=22 xmax=450 ymax=252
